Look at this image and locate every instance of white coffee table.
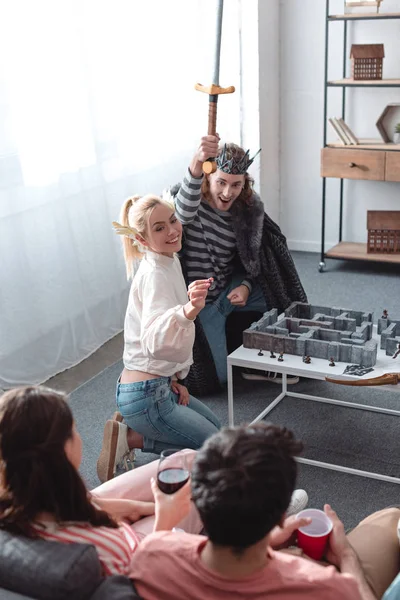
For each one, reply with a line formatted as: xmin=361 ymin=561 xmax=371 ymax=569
xmin=227 ymin=329 xmax=400 ymax=484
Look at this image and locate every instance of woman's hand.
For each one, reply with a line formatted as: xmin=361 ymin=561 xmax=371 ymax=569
xmin=269 ymin=515 xmax=312 ymax=549
xmin=184 ymin=278 xmax=212 ymax=320
xmin=227 ymin=284 xmax=250 ymax=307
xmin=94 ymin=497 xmax=155 ymax=523
xmin=171 ymin=381 xmax=190 ymax=406
xmin=151 ymin=477 xmax=191 ymax=532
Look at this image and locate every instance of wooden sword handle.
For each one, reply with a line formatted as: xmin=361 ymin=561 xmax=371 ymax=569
xmin=325 ymin=373 xmax=400 ymax=386
xmin=203 ymin=99 xmax=218 ymax=174
xmin=194 ymin=82 xmax=235 ymax=175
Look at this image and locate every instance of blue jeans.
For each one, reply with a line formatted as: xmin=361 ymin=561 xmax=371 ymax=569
xmin=116 ymin=377 xmax=221 ymax=454
xmin=198 ymin=273 xmax=267 ymax=385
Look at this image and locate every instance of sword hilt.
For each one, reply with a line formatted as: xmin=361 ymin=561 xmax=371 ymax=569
xmin=195 ymin=83 xmax=235 ymax=175
xmin=203 ymin=98 xmax=218 ymax=174
xmin=194 ymin=83 xmax=235 ymax=95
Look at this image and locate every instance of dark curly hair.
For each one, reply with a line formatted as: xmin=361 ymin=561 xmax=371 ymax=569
xmin=191 ymin=423 xmax=303 ymax=553
xmin=0 ymin=386 xmax=117 ymax=537
xmin=201 ymin=143 xmax=255 ymax=207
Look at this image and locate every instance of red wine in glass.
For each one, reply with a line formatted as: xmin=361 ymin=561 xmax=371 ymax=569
xmin=157 ymin=449 xmax=189 ymax=495
xmin=157 ymin=467 xmax=190 ymax=494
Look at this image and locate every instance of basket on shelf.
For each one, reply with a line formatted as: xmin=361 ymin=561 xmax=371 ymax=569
xmin=350 ymin=44 xmax=384 ymax=80
xmin=367 ymin=211 xmax=400 ymax=253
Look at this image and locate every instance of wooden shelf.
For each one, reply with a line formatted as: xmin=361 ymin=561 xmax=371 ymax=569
xmin=327 ymin=139 xmax=400 ymax=151
xmin=328 ymin=78 xmax=400 ymax=86
xmin=329 ymin=12 xmax=400 ymax=20
xmin=325 ymin=242 xmax=400 ymax=264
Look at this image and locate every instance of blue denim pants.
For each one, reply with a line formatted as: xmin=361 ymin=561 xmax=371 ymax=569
xmin=116 ymin=376 xmax=221 ymax=454
xmin=198 ymin=272 xmax=267 ymax=386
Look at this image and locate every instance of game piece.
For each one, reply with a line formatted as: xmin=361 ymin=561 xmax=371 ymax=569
xmin=258 ymin=349 xmax=264 ymax=356
xmin=270 ymin=350 xmax=276 ymax=358
xmin=277 ymin=353 xmax=284 ymax=362
xmin=329 ymin=357 xmax=335 ymax=367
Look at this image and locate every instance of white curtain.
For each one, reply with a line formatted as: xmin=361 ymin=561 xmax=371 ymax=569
xmin=0 ymin=0 xmax=242 ymax=388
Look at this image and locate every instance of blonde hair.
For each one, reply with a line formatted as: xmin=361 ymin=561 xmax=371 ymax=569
xmin=117 ymin=193 xmax=175 ymax=279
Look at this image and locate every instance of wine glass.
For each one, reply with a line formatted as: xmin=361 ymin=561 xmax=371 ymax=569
xmin=157 ymin=449 xmax=190 ymax=494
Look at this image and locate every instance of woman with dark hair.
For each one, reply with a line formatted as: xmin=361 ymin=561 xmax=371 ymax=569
xmin=0 ymin=386 xmax=201 ymax=577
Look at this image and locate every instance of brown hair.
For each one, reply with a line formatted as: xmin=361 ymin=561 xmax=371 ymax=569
xmin=118 ymin=194 xmax=175 ymax=279
xmin=0 ymin=386 xmax=117 ymax=537
xmin=201 ymin=143 xmax=255 ymax=207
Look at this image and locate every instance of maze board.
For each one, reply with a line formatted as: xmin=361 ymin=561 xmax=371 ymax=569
xmin=378 ymin=315 xmax=400 ymax=355
xmin=243 ymin=302 xmax=377 ymax=367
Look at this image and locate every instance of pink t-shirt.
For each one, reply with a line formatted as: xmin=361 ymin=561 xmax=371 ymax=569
xmin=130 ymin=532 xmax=361 ymax=600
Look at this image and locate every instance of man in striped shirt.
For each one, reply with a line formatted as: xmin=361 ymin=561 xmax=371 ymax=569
xmin=173 ymin=135 xmax=301 ymax=388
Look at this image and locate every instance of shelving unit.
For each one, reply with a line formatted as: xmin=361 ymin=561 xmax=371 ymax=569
xmin=319 ymin=1 xmax=400 ymax=272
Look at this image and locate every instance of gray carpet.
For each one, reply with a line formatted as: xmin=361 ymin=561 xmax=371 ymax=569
xmin=70 ymin=251 xmax=400 ymax=530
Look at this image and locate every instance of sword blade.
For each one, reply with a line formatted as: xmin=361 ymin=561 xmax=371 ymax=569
xmin=211 ymin=0 xmax=224 ymax=86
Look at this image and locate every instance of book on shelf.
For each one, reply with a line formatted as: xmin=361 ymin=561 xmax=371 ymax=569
xmin=328 ymin=117 xmax=359 ymax=145
xmin=328 ymin=118 xmax=346 ymax=144
xmin=338 ymin=118 xmax=359 ymax=144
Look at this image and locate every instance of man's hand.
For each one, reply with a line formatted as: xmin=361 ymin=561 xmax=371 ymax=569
xmin=269 ymin=515 xmax=312 ymax=549
xmin=171 ymin=381 xmax=190 ymax=406
xmin=227 ymin=284 xmax=250 ymax=307
xmin=189 ymin=135 xmax=220 ymax=177
xmin=151 ymin=477 xmax=191 ymax=532
xmin=184 ymin=278 xmax=212 ymax=320
xmin=324 ymin=504 xmax=353 ymax=568
xmin=195 ymin=135 xmax=220 ymax=163
xmin=324 ymin=505 xmax=377 ymax=600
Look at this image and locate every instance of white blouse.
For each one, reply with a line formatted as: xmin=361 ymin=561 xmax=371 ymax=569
xmin=123 ymin=251 xmax=195 ymax=379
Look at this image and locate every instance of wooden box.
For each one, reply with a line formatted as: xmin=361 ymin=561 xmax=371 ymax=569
xmin=367 ymin=211 xmax=400 ymax=253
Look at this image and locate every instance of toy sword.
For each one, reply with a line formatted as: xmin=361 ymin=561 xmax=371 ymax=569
xmin=326 ymin=373 xmax=400 ymax=386
xmin=195 ymin=0 xmax=235 ymax=174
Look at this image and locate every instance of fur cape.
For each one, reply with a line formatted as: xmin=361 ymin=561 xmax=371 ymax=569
xmin=177 ymin=190 xmax=308 ymax=396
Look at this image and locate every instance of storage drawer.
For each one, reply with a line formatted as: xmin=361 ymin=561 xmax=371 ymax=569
xmin=385 ymin=152 xmax=400 ymax=182
xmin=321 ymin=148 xmax=385 ymax=181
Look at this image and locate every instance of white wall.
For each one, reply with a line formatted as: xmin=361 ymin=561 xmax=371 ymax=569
xmin=275 ymin=0 xmax=400 ymax=252
xmin=258 ymin=0 xmax=281 ymax=223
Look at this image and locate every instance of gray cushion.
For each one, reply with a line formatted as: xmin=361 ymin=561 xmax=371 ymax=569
xmin=0 ymin=530 xmax=102 ymax=600
xmin=90 ymin=577 xmax=142 ymax=600
xmin=0 ymin=590 xmax=36 ymax=600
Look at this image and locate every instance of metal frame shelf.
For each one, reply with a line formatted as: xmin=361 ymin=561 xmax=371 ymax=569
xmin=320 ymin=0 xmax=400 ymax=273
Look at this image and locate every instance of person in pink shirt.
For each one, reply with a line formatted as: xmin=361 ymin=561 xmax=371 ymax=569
xmin=130 ymin=423 xmax=400 ymax=600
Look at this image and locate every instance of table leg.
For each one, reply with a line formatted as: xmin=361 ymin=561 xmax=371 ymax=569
xmin=228 ymin=360 xmax=234 ymax=426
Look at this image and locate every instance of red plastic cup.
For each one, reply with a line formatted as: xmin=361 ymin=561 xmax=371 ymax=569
xmin=296 ymin=509 xmax=333 ymax=560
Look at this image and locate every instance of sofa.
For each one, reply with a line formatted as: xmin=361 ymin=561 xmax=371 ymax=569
xmin=0 ymin=529 xmax=142 ymax=600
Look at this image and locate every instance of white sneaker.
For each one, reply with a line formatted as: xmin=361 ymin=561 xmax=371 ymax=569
xmin=97 ymin=420 xmax=130 ymax=483
xmin=286 ymin=489 xmax=309 ymax=517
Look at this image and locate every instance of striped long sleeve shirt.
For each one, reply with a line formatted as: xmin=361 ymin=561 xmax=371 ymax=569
xmin=175 ymin=170 xmax=252 ymax=302
xmin=34 ymin=520 xmax=140 ymax=577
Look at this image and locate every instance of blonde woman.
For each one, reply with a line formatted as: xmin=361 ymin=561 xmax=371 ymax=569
xmin=97 ymin=194 xmax=221 ymax=482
